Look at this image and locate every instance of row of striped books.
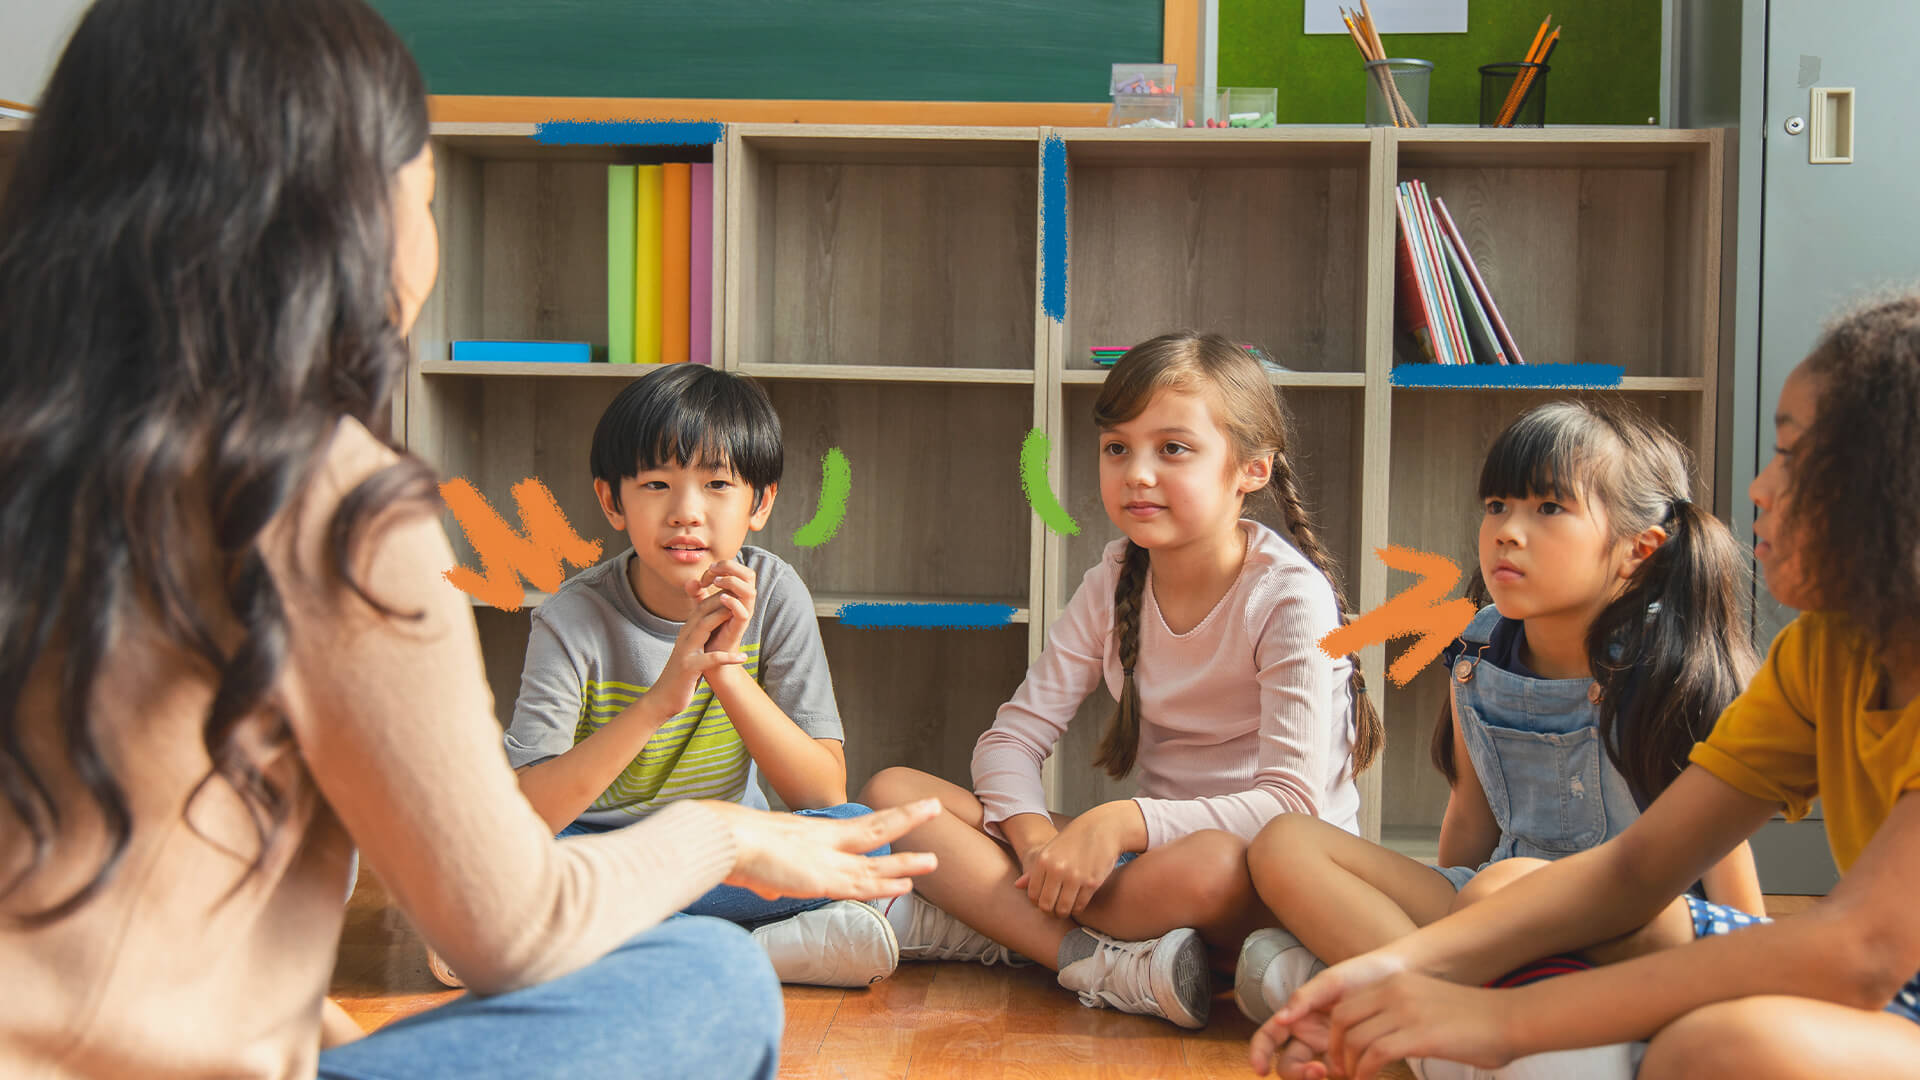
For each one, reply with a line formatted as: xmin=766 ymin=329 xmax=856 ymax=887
xmin=608 ymin=163 xmax=713 ymax=365
xmin=1393 ymin=180 xmax=1525 ymax=366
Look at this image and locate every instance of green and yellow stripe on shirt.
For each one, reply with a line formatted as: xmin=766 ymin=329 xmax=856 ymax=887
xmin=576 ymin=647 xmax=761 ymax=817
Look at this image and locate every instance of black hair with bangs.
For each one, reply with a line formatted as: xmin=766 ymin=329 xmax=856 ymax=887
xmin=590 ymin=364 xmax=784 ymax=512
xmin=1431 ymin=400 xmax=1758 ymax=808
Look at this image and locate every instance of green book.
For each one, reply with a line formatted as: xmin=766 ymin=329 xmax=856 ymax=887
xmin=606 ymin=166 xmax=637 ymax=364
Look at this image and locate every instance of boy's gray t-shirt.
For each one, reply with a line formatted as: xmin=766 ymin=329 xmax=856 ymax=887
xmin=503 ymin=544 xmax=842 ymax=827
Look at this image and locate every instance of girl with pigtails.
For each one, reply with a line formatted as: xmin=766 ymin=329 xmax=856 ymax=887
xmin=862 ymin=331 xmax=1378 ymax=1029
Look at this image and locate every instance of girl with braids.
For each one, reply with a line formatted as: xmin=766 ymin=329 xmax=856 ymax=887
xmin=1242 ymin=400 xmax=1765 ymax=1080
xmin=1255 ymin=296 xmax=1920 ymax=1080
xmin=0 ymin=2 xmax=937 ymax=1077
xmin=862 ymin=332 xmax=1379 ymax=1028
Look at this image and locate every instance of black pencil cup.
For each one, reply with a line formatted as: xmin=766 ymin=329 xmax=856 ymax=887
xmin=1479 ymin=62 xmax=1549 ymax=127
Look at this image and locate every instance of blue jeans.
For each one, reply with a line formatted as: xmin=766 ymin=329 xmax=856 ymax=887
xmin=317 ymin=917 xmax=779 ymax=1080
xmin=560 ymin=802 xmax=885 ymax=928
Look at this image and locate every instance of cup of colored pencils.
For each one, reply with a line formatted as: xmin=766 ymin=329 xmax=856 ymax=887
xmin=1482 ymin=16 xmax=1561 ymax=127
xmin=1340 ymin=3 xmax=1426 ymax=128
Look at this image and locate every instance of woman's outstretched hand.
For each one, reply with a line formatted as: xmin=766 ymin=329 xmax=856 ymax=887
xmin=1252 ymin=951 xmax=1515 ymax=1079
xmin=705 ymin=798 xmax=941 ymax=901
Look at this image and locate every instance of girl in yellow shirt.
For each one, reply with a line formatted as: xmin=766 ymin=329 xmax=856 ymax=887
xmin=1254 ymin=293 xmax=1920 ymax=1080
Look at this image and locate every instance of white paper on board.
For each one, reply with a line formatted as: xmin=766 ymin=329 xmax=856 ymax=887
xmin=1305 ymin=0 xmax=1467 ymax=34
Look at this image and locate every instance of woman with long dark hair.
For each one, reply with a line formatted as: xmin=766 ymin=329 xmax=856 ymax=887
xmin=0 ymin=2 xmax=935 ymax=1077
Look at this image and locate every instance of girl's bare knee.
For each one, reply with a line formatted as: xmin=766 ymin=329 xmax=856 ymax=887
xmin=1451 ymin=857 xmax=1549 ymax=913
xmin=858 ymin=766 xmax=934 ymax=809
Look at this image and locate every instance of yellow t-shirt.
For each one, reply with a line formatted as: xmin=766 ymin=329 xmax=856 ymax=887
xmin=1689 ymin=611 xmax=1920 ymax=874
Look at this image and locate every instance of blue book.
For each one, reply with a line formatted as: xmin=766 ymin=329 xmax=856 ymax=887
xmin=451 ymin=340 xmax=592 ymax=364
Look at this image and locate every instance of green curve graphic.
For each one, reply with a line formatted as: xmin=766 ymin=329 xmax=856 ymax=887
xmin=791 ymin=447 xmax=851 ymax=548
xmin=1020 ymin=429 xmax=1080 ymax=537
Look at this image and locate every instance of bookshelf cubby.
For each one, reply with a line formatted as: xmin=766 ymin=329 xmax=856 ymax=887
xmin=1061 ymin=131 xmax=1375 ymax=375
xmin=726 ymin=127 xmax=1040 ymax=377
xmin=0 ymin=117 xmax=1725 ymax=847
xmin=1393 ymin=129 xmax=1720 ymax=378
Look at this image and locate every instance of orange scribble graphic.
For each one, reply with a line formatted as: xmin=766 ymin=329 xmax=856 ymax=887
xmin=1320 ymin=546 xmax=1478 ymax=687
xmin=441 ymin=477 xmax=602 ymax=611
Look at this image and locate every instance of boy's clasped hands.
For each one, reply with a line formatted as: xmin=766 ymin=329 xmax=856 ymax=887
xmin=654 ymin=559 xmax=759 ymax=708
xmin=1251 ymin=953 xmax=1515 ymax=1080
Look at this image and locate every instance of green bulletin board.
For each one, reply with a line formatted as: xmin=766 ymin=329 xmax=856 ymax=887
xmin=1218 ymin=0 xmax=1662 ymax=126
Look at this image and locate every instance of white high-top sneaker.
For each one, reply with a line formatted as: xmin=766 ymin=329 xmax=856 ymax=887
xmin=751 ymin=899 xmax=900 ymax=987
xmin=1234 ymin=927 xmax=1327 ymax=1023
xmin=1055 ymin=927 xmax=1212 ymax=1030
xmin=878 ymin=891 xmax=1028 ymax=966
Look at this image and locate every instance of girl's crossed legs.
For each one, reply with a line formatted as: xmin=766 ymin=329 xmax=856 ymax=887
xmin=860 ymin=767 xmax=1275 ymax=970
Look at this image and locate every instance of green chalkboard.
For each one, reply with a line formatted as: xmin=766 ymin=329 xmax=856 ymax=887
xmin=1220 ymin=1 xmax=1661 ymax=126
xmin=369 ymin=1 xmax=1164 ymax=102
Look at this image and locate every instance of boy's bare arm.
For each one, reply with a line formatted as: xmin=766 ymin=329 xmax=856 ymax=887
xmin=515 ymin=692 xmax=684 ymax=831
xmin=706 ymin=665 xmax=848 ymax=809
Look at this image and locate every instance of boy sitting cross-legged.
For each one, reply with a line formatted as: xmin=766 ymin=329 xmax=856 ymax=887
xmin=432 ymin=364 xmax=896 ymax=989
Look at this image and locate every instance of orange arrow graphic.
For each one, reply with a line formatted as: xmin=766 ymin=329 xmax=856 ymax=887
xmin=1319 ymin=546 xmax=1478 ymax=687
xmin=441 ymin=477 xmax=603 ymax=611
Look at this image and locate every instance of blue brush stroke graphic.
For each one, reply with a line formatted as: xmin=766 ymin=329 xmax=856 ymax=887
xmin=534 ymin=120 xmax=724 ymax=146
xmin=1041 ymin=135 xmax=1067 ymax=323
xmin=837 ymin=602 xmax=1017 ymax=629
xmin=1390 ymin=363 xmax=1624 ymax=388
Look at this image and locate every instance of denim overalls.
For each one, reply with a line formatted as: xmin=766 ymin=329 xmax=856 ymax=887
xmin=1434 ymin=604 xmax=1639 ymax=889
xmin=1431 ymin=606 xmax=1920 ymax=1024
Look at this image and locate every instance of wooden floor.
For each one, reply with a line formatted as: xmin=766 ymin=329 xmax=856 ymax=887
xmin=332 ymin=871 xmax=1820 ymax=1079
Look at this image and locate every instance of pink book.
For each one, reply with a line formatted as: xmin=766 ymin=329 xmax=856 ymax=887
xmin=689 ymin=163 xmax=714 ymax=364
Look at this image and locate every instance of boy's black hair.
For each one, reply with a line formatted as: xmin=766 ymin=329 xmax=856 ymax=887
xmin=590 ymin=364 xmax=784 ymax=511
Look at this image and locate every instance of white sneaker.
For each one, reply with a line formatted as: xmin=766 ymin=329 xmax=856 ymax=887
xmin=1056 ymin=927 xmax=1212 ymax=1030
xmin=1234 ymin=927 xmax=1327 ymax=1023
xmin=426 ymin=946 xmax=463 ymax=989
xmin=1409 ymin=1042 xmax=1645 ymax=1080
xmin=751 ymin=900 xmax=899 ymax=987
xmin=878 ymin=891 xmax=1028 ymax=966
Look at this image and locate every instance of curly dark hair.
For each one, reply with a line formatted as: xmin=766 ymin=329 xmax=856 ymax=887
xmin=1791 ymin=293 xmax=1920 ymax=653
xmin=0 ymin=0 xmax=435 ymax=924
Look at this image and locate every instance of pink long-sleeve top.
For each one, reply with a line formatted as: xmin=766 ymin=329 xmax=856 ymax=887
xmin=973 ymin=522 xmax=1361 ymax=849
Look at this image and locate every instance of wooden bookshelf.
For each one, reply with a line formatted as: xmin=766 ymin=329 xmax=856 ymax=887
xmin=405 ymin=122 xmax=1727 ymax=840
xmin=0 ymin=116 xmax=1724 ymax=843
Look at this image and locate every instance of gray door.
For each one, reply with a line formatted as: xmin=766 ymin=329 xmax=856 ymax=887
xmin=1743 ymin=0 xmax=1920 ymax=893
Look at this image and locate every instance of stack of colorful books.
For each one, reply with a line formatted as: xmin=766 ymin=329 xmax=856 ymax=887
xmin=1392 ymin=180 xmax=1524 ymax=366
xmin=608 ymin=163 xmax=713 ymax=365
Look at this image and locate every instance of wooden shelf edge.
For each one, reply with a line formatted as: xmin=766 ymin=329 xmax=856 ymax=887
xmin=737 ymin=363 xmax=1035 ymax=385
xmin=1391 ymin=125 xmax=1717 ymax=145
xmin=1061 ymin=369 xmax=1365 ymax=389
xmin=420 ymin=360 xmax=657 ymax=378
xmin=1390 ymin=374 xmax=1706 ymax=393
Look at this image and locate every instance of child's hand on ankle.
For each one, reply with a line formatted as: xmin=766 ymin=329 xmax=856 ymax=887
xmin=1012 ymin=814 xmax=1124 ymax=918
xmin=1249 ymin=1008 xmax=1331 ymax=1080
xmin=688 ymin=559 xmax=756 ymax=657
xmin=1254 ymin=950 xmax=1408 ymax=1076
xmin=654 ymin=588 xmax=753 ymax=712
xmin=1267 ymin=962 xmax=1514 ymax=1080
